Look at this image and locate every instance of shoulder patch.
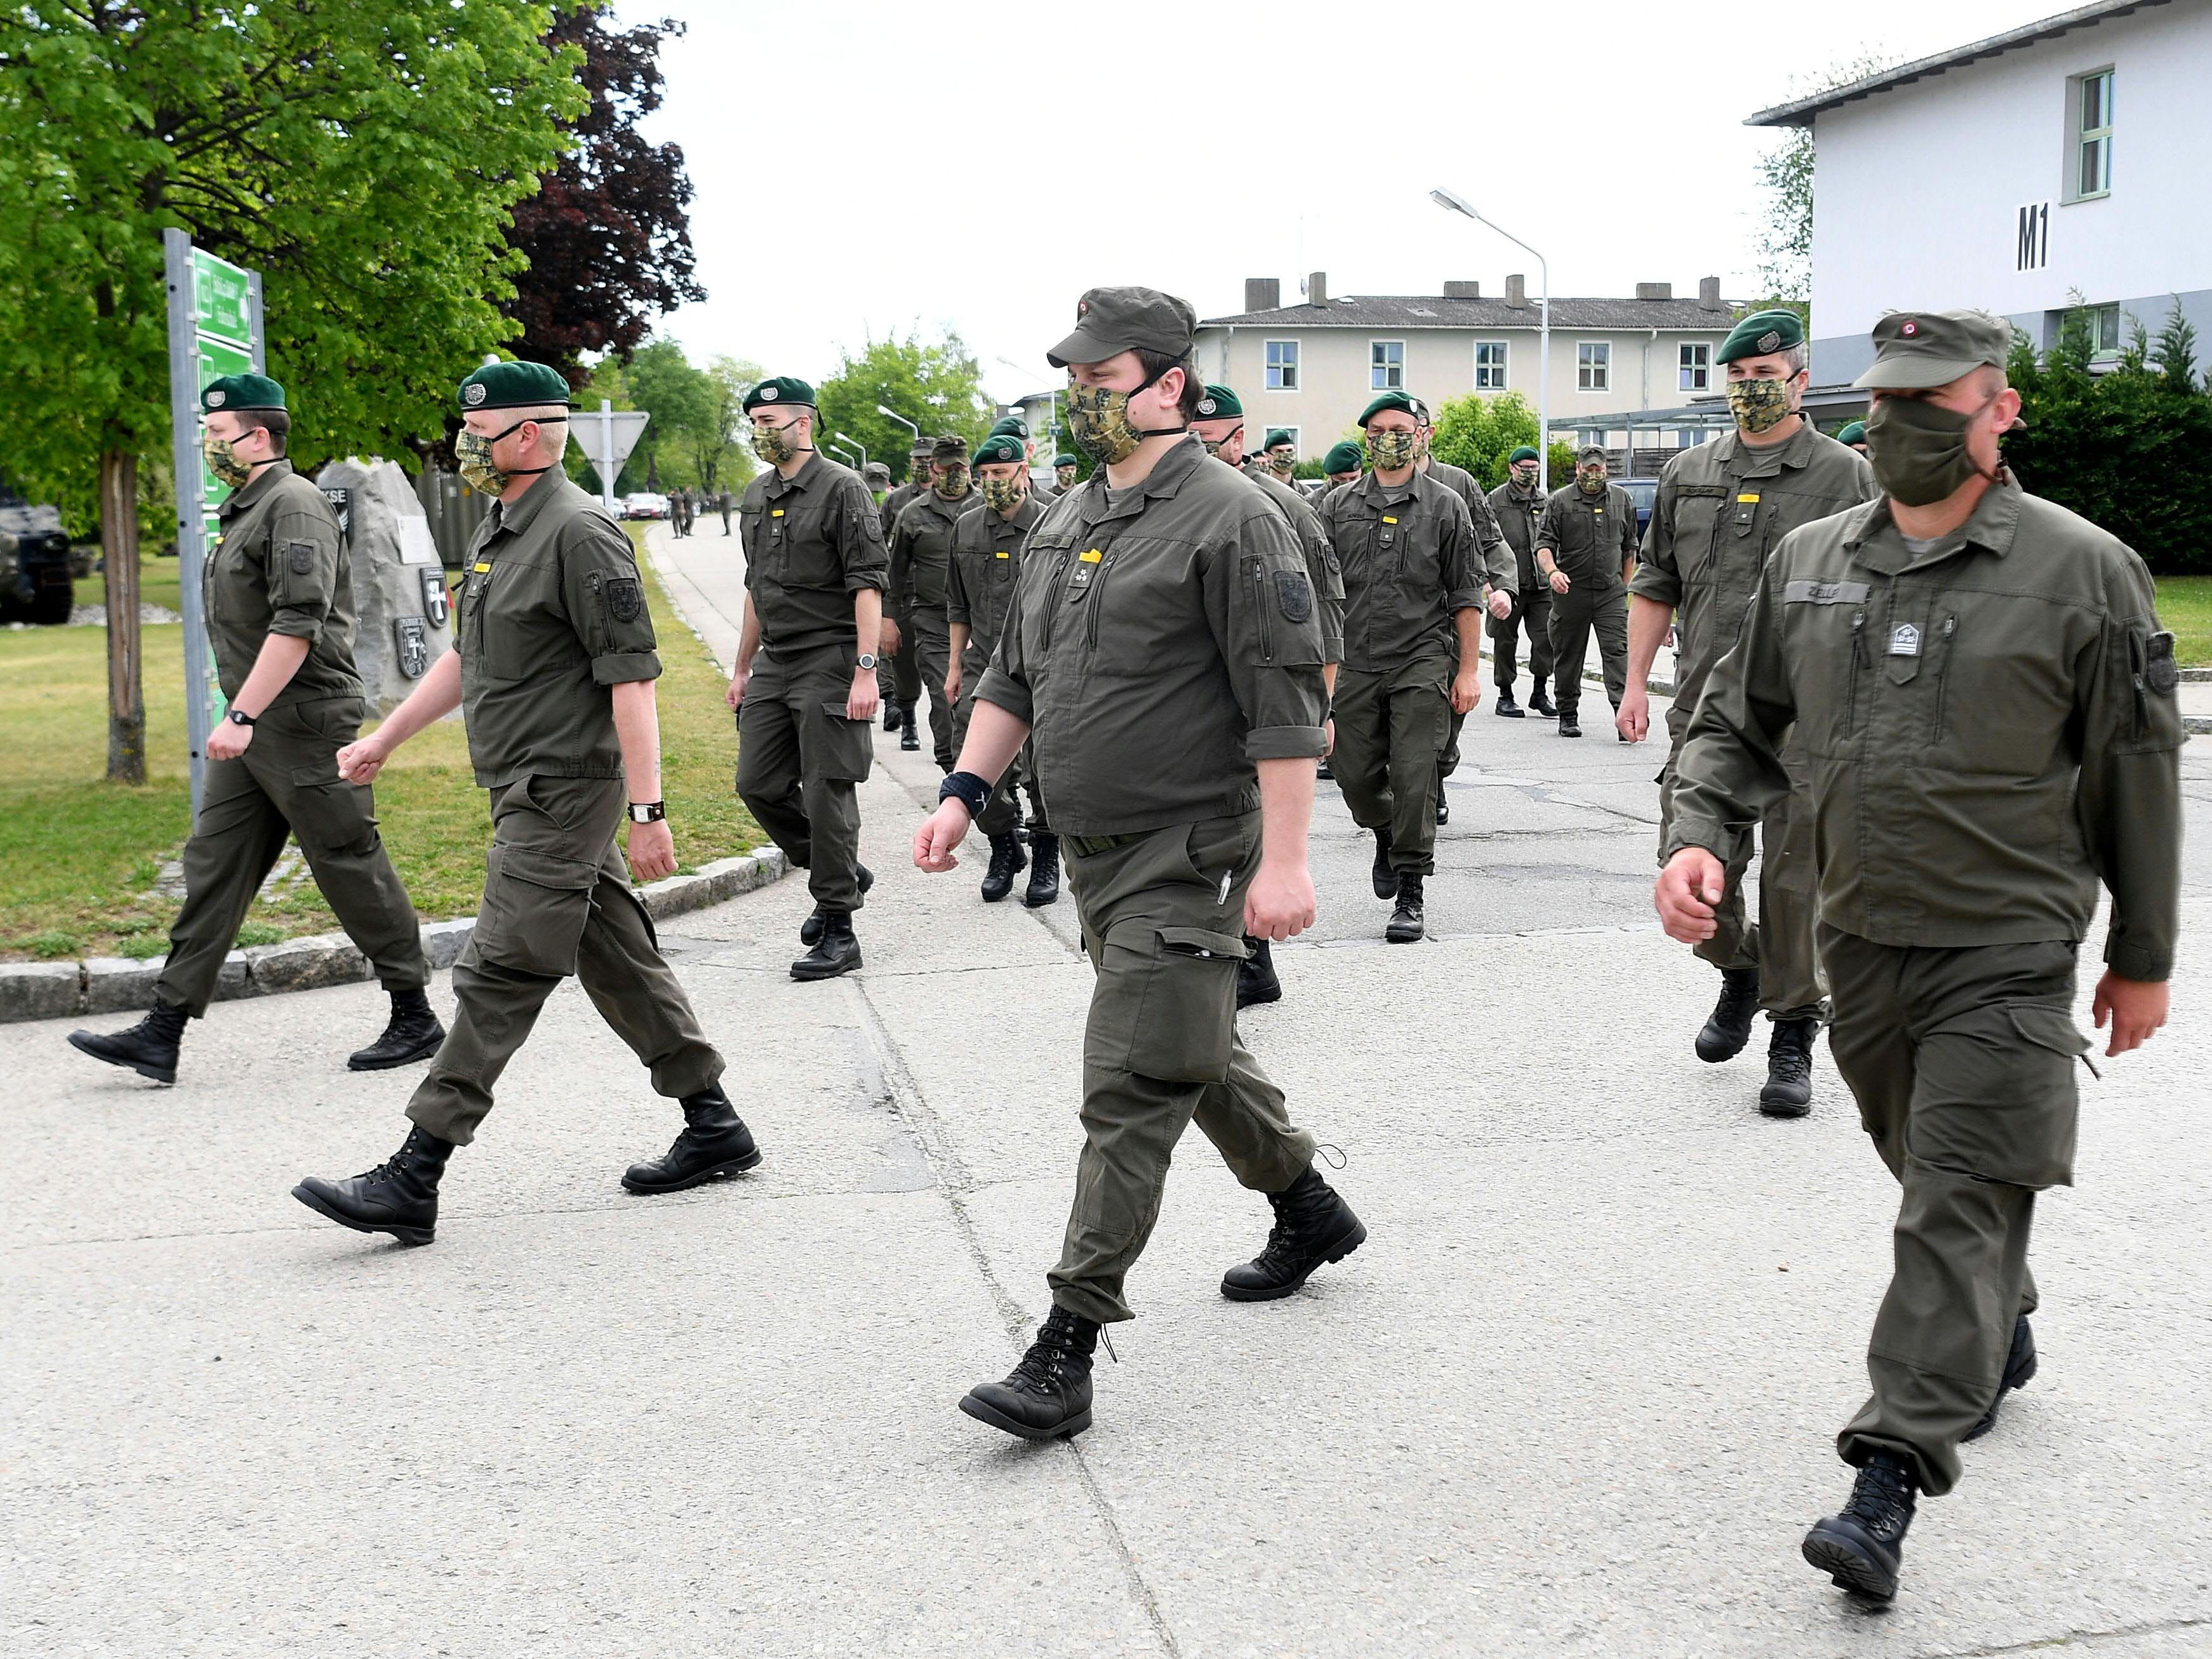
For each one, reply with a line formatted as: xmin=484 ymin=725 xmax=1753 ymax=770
xmin=287 ymin=541 xmax=316 ymax=576
xmin=605 ymin=574 xmax=644 ymax=623
xmin=1274 ymin=570 xmax=1313 ymax=623
xmin=2145 ymin=630 xmax=2180 ymax=695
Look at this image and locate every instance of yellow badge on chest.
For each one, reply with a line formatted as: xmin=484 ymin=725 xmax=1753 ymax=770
xmin=1079 ymin=548 xmax=1103 ymax=563
xmin=472 ymin=562 xmax=491 ymax=573
xmin=771 ymin=509 xmax=785 ymax=518
xmin=996 ymin=550 xmax=1010 ymax=559
xmin=1382 ymin=516 xmax=1399 ymax=525
xmin=1736 ymin=493 xmax=1761 ymax=503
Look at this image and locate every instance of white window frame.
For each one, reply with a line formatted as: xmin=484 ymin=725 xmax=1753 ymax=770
xmin=1370 ymin=338 xmax=1405 ymax=391
xmin=1474 ymin=339 xmax=1509 ymax=390
xmin=2065 ymin=67 xmax=2114 ymax=203
xmin=1677 ymin=342 xmax=1711 ymax=392
xmin=1263 ymin=338 xmax=1300 ymax=391
xmin=2070 ymin=300 xmax=2125 ymax=361
xmin=1576 ymin=341 xmax=1611 ymax=393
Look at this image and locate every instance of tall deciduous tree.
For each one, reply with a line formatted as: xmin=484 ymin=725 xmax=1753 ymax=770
xmin=816 ymin=332 xmax=994 ymax=486
xmin=1753 ymin=51 xmax=1899 ymax=307
xmin=502 ymin=7 xmax=703 ymax=383
xmin=0 ymin=1 xmax=583 ymax=780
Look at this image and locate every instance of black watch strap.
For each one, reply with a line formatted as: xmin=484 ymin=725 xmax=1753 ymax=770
xmin=628 ymin=800 xmax=666 ymax=823
xmin=227 ymin=708 xmax=256 ymax=727
xmin=938 ymin=771 xmax=990 ymax=817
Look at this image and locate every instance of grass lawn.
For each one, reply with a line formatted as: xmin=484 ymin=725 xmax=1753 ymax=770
xmin=1 ymin=533 xmax=761 ymax=963
xmin=2154 ymin=576 xmax=2212 ymax=667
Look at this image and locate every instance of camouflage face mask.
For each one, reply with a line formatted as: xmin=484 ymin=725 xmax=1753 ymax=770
xmin=1365 ymin=429 xmax=1418 ymax=470
xmin=980 ymin=476 xmax=1025 ymax=514
xmin=1510 ymin=463 xmax=1540 ymax=488
xmin=1577 ymin=469 xmax=1608 ymax=494
xmin=1200 ymin=424 xmax=1243 ymax=460
xmin=750 ymin=420 xmax=805 ymax=465
xmin=932 ymin=465 xmax=970 ymax=499
xmin=202 ymin=435 xmax=255 ymax=490
xmin=1725 ymin=375 xmax=1796 ymax=436
xmin=1267 ymin=451 xmax=1296 ymax=476
xmin=1064 ymin=377 xmax=1181 ymax=466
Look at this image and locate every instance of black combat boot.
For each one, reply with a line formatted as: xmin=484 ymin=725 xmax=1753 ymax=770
xmin=1317 ymin=759 xmax=1334 ymax=780
xmin=1221 ymin=1166 xmax=1368 ymax=1301
xmin=959 ymin=1305 xmax=1099 ymax=1441
xmin=800 ymin=864 xmax=872 ymax=947
xmin=1759 ymin=1017 xmax=1820 ymax=1117
xmin=1495 ymin=690 xmax=1524 ymax=718
xmin=1022 ymin=832 xmax=1061 ymax=908
xmin=1802 ymin=1451 xmax=1917 ymax=1602
xmin=978 ymin=830 xmax=1027 ymax=903
xmin=1434 ymin=789 xmax=1450 ymax=826
xmin=67 ymin=1001 xmax=189 ymax=1085
xmin=1385 ymin=872 xmax=1425 ymax=943
xmin=898 ymin=703 xmax=920 ymax=752
xmin=347 ymin=988 xmax=446 ymax=1071
xmin=291 ymin=1126 xmax=451 ymax=1247
xmin=882 ymin=700 xmax=900 ymax=731
xmin=621 ymin=1082 xmax=763 ymax=1194
xmin=1558 ymin=711 xmax=1583 ymax=738
xmin=791 ymin=910 xmax=862 ymax=980
xmin=1964 ymin=1316 xmax=2038 ymax=1441
xmin=1528 ymin=684 xmax=1557 ymax=718
xmin=1695 ymin=966 xmax=1762 ymax=1063
xmin=1237 ymin=936 xmax=1283 ymax=1008
xmin=1370 ymin=830 xmax=1396 ymax=900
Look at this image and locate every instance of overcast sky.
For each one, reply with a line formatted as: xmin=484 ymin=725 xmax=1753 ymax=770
xmin=622 ymin=0 xmax=2048 ymax=404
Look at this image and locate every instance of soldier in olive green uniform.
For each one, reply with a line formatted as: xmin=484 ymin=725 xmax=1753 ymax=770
xmin=1317 ymin=391 xmax=1484 ymax=942
xmin=1625 ymin=309 xmax=1878 ymax=1118
xmin=291 ymin=361 xmax=752 ymax=1249
xmin=887 ymin=434 xmax=974 ymax=770
xmin=1837 ymin=420 xmax=1869 ymax=455
xmin=1658 ymin=312 xmax=2183 ymax=1603
xmin=1486 ymin=446 xmax=1556 ymax=717
xmin=1321 ymin=439 xmax=1364 ymax=492
xmin=69 ymin=375 xmax=437 ymax=1087
xmin=1412 ymin=397 xmax=1516 ymax=824
xmin=1052 ymin=453 xmax=1079 ymax=495
xmin=1535 ymin=446 xmax=1637 ymax=736
xmin=875 ymin=439 xmax=932 ymax=742
xmin=985 ymin=415 xmax=1053 ymax=503
xmin=945 ymin=432 xmax=1054 ymax=906
xmin=733 ymin=376 xmax=891 ymax=979
xmin=916 ymin=288 xmax=1363 ymax=1443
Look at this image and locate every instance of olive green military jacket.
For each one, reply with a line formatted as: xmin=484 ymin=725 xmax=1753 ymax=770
xmin=1244 ymin=465 xmax=1347 ymax=667
xmin=739 ymin=453 xmax=887 ymax=655
xmin=455 ymin=474 xmax=661 ymax=790
xmin=207 ymin=460 xmax=361 ymax=707
xmin=1537 ymin=483 xmax=1639 ymax=590
xmin=1316 ymin=469 xmax=1482 ymax=677
xmin=1632 ymin=422 xmax=1875 ymax=726
xmin=975 ymin=436 xmax=1329 ymax=838
xmin=1486 ymin=481 xmax=1549 ymax=594
xmin=1668 ymin=479 xmax=2184 ymax=980
xmin=888 ymin=486 xmax=975 ymax=613
xmin=879 ymin=480 xmax=924 ymax=545
xmin=946 ymin=492 xmax=1045 ymax=674
xmin=1422 ymin=458 xmax=1516 ymax=597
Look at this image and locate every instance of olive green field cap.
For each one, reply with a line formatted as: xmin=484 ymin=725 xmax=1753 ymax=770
xmin=1195 ymin=385 xmax=1244 ymax=420
xmin=1577 ymin=444 xmax=1608 ymax=463
xmin=1046 ymin=286 xmax=1197 ymax=368
xmin=1357 ymin=392 xmax=1416 ymax=427
xmin=909 ymin=436 xmax=934 ymax=458
xmin=458 ymin=360 xmax=574 ymax=412
xmin=862 ymin=461 xmax=893 ymax=484
xmin=1717 ymin=308 xmax=1806 ymax=364
xmin=201 ymin=373 xmax=285 ymax=414
xmin=1323 ymin=439 xmax=1365 ymax=474
xmin=1853 ymin=310 xmax=2012 ymax=390
xmin=931 ymin=434 xmax=969 ymax=463
xmin=742 ymin=375 xmax=815 ymax=413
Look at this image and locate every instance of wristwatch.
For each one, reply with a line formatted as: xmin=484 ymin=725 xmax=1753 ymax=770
xmin=628 ymin=801 xmax=666 ymax=823
xmin=856 ymin=652 xmax=877 ymax=671
xmin=226 ymin=708 xmax=256 ymax=727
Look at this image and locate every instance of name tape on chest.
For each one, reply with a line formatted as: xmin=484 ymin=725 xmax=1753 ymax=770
xmin=1382 ymin=516 xmax=1399 ymax=525
xmin=1782 ymin=579 xmax=1871 ymax=607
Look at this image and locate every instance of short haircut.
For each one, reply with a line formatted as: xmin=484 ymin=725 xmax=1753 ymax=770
xmin=229 ymin=407 xmax=290 ymax=455
xmin=1785 ymin=342 xmax=1811 ymax=376
xmin=1133 ymin=347 xmax=1204 ymax=421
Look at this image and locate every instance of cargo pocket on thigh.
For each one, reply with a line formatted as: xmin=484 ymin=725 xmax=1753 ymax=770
xmin=813 ymin=700 xmax=875 ymax=783
xmin=1085 ymin=919 xmax=1246 ymax=1084
xmin=1909 ymin=1002 xmax=2088 ymax=1190
xmin=472 ymin=845 xmax=601 ymax=977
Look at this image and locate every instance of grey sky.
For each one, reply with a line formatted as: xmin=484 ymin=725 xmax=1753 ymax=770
xmin=623 ymin=0 xmax=2046 ymax=406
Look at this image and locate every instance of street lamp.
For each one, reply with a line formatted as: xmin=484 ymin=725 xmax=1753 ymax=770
xmin=827 ymin=441 xmax=862 ymax=470
xmin=835 ymin=431 xmax=868 ymax=470
xmin=876 ymin=404 xmax=920 ymax=446
xmin=1431 ymin=186 xmax=1551 ymax=493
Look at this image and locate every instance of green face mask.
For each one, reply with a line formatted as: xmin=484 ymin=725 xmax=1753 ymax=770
xmin=1366 ymin=429 xmax=1418 ymax=471
xmin=1726 ymin=376 xmax=1796 ymax=436
xmin=980 ymin=476 xmax=1025 ymax=514
xmin=202 ymin=435 xmax=255 ymax=490
xmin=1865 ymin=393 xmax=1999 ymax=507
xmin=1064 ymin=377 xmax=1181 ymax=466
xmin=931 ymin=465 xmax=970 ymax=499
xmin=751 ymin=420 xmax=805 ymax=465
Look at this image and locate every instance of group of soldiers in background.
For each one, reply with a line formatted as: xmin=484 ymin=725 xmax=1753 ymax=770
xmin=666 ymin=484 xmax=733 ymax=538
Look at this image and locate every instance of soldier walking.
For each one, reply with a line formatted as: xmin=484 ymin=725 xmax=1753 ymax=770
xmin=876 ymin=438 xmax=933 ymax=746
xmin=1535 ymin=446 xmax=1636 ymax=738
xmin=1486 ymin=446 xmax=1556 ymax=719
xmin=69 ymin=373 xmax=439 ymax=1085
xmin=1411 ymin=397 xmax=1514 ymax=825
xmin=886 ymin=434 xmax=974 ymax=771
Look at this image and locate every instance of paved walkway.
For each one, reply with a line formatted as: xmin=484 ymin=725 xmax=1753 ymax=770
xmin=6 ymin=519 xmax=2209 ymax=1657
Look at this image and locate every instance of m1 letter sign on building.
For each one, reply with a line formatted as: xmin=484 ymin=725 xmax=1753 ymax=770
xmin=2016 ymin=203 xmax=2050 ymax=272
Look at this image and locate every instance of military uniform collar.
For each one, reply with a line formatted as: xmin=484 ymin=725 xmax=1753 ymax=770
xmin=919 ymin=485 xmax=973 ymax=519
xmin=1077 ymin=434 xmax=1206 ymax=528
xmin=1845 ymin=476 xmax=2025 ymax=575
xmin=765 ymin=451 xmax=827 ymax=499
xmin=488 ymin=468 xmax=574 ymax=538
xmin=999 ymin=493 xmax=1044 ymax=532
xmin=1354 ymin=470 xmax=1420 ymax=507
xmin=218 ymin=457 xmax=295 ymax=518
xmin=1717 ymin=418 xmax=1818 ymax=478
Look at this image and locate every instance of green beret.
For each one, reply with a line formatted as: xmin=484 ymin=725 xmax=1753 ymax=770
xmin=974 ymin=436 xmax=1024 ymax=467
xmin=1323 ymin=440 xmax=1365 ymax=474
xmin=742 ymin=375 xmax=816 ymax=414
xmin=1507 ymin=445 xmax=1540 ymax=464
xmin=1836 ymin=421 xmax=1867 ymax=446
xmin=201 ymin=372 xmax=285 ymax=415
xmin=988 ymin=415 xmax=1030 ymax=440
xmin=457 ymin=359 xmax=573 ymax=413
xmin=1053 ymin=453 xmax=1079 ymax=468
xmin=1263 ymin=427 xmax=1296 ymax=450
xmin=1195 ymin=384 xmax=1244 ymax=420
xmin=1357 ymin=392 xmax=1417 ymax=427
xmin=1716 ymin=308 xmax=1806 ymax=365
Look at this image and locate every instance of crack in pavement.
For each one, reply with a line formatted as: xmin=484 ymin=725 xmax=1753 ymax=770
xmin=1928 ymin=1614 xmax=2212 ymax=1656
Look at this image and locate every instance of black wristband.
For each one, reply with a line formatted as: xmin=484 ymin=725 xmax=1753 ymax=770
xmin=938 ymin=771 xmax=990 ymax=817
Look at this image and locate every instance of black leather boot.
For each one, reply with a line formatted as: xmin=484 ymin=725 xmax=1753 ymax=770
xmin=1558 ymin=712 xmax=1583 ymax=738
xmin=1317 ymin=759 xmax=1333 ymax=780
xmin=978 ymin=830 xmax=1027 ymax=902
xmin=292 ymin=1126 xmax=451 ymax=1247
xmin=1237 ymin=936 xmax=1282 ymax=1008
xmin=1759 ymin=1017 xmax=1820 ymax=1117
xmin=898 ymin=703 xmax=920 ymax=752
xmin=1221 ymin=1167 xmax=1368 ymax=1301
xmin=1696 ymin=966 xmax=1762 ymax=1062
xmin=1434 ymin=788 xmax=1450 ymax=826
xmin=791 ymin=910 xmax=862 ymax=980
xmin=68 ymin=1001 xmax=188 ymax=1085
xmin=1802 ymin=1451 xmax=1917 ymax=1602
xmin=800 ymin=863 xmax=872 ymax=947
xmin=621 ymin=1083 xmax=763 ymax=1194
xmin=347 ymin=989 xmax=446 ymax=1071
xmin=1528 ymin=685 xmax=1557 ymax=718
xmin=882 ymin=699 xmax=900 ymax=731
xmin=1370 ymin=830 xmax=1396 ymax=900
xmin=1385 ymin=872 xmax=1425 ymax=943
xmin=1022 ymin=832 xmax=1060 ymax=908
xmin=959 ymin=1305 xmax=1099 ymax=1441
xmin=1495 ymin=691 xmax=1524 ymax=718
xmin=1964 ymin=1316 xmax=2038 ymax=1441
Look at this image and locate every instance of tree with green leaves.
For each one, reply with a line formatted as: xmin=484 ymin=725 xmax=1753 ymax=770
xmin=1753 ymin=51 xmax=1899 ymax=307
xmin=0 ymin=1 xmax=585 ymax=780
xmin=815 ymin=332 xmax=994 ymax=485
xmin=1427 ymin=389 xmax=1575 ymax=490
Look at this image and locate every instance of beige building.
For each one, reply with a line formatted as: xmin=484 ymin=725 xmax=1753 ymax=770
xmin=1195 ymin=273 xmax=1740 ymax=463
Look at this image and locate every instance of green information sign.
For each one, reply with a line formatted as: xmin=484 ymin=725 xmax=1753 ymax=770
xmin=193 ymin=334 xmax=253 ymax=505
xmin=193 ymin=252 xmax=254 ymax=347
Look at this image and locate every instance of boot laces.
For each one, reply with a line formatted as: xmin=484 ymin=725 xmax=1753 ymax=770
xmin=1844 ymin=1460 xmax=1915 ymax=1534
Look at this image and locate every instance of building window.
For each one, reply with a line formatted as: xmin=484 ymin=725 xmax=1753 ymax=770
xmin=1370 ymin=340 xmax=1404 ymax=390
xmin=1265 ymin=339 xmax=1299 ymax=390
xmin=1576 ymin=342 xmax=1610 ymax=392
xmin=1474 ymin=340 xmax=1509 ymax=390
xmin=2069 ymin=68 xmax=2114 ymax=200
xmin=1678 ymin=342 xmax=1710 ymax=392
xmin=2069 ymin=301 xmax=2125 ymax=361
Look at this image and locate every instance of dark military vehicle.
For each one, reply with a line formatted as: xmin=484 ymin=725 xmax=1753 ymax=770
xmin=0 ymin=485 xmax=77 ymax=624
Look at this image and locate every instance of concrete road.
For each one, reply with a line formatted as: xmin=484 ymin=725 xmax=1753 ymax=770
xmin=7 ymin=521 xmax=2210 ymax=1658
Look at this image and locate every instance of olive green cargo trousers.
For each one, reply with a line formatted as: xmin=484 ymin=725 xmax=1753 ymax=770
xmin=1819 ymin=925 xmax=2088 ymax=1496
xmin=736 ymin=641 xmax=872 ymax=914
xmin=1331 ymin=658 xmax=1450 ymax=874
xmin=156 ymin=695 xmax=425 ymax=1016
xmin=1546 ymin=582 xmax=1628 ymax=719
xmin=909 ymin=604 xmax=956 ymax=770
xmin=405 ymin=773 xmax=723 ymax=1145
xmin=1048 ymin=812 xmax=1317 ymax=1324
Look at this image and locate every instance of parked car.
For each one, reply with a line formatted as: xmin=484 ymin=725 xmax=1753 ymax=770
xmin=621 ymin=492 xmax=670 ymax=521
xmin=1616 ymin=477 xmax=1658 ymax=542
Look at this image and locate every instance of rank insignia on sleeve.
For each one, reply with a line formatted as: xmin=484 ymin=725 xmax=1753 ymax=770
xmin=605 ymin=575 xmax=644 ymax=623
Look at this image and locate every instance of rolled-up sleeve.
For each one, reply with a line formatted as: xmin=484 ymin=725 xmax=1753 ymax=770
xmin=263 ymin=507 xmax=340 ymax=641
xmin=563 ymin=516 xmax=662 ymax=685
xmin=1630 ymin=479 xmax=1684 ymax=606
xmin=836 ymin=476 xmax=888 ymax=594
xmin=1535 ymin=498 xmax=1566 ymax=555
xmin=1209 ymin=507 xmax=1328 ymax=761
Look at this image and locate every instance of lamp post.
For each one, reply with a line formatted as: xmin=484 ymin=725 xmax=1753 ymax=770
xmin=876 ymin=404 xmax=921 ymax=481
xmin=827 ymin=441 xmax=860 ymax=469
xmin=835 ymin=431 xmax=868 ymax=471
xmin=1430 ymin=186 xmax=1551 ymax=493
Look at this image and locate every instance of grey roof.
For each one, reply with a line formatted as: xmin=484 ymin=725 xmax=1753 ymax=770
xmin=1746 ymin=0 xmax=2171 ymax=128
xmin=1198 ymin=295 xmax=1737 ymax=331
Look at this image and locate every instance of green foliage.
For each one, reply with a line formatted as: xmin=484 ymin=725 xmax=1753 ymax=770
xmin=0 ymin=1 xmax=589 ymax=524
xmin=2006 ymin=298 xmax=2212 ymax=575
xmin=568 ymin=342 xmax=757 ymax=495
xmin=1430 ymin=389 xmax=1543 ymax=488
xmin=815 ymin=331 xmax=995 ymax=485
xmin=1754 ymin=52 xmax=1899 ymax=305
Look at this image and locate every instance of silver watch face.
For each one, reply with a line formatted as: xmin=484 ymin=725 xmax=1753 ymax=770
xmin=856 ymin=653 xmax=877 ymax=670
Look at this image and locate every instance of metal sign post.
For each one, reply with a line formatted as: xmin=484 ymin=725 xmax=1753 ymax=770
xmin=582 ymin=399 xmax=650 ymax=512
